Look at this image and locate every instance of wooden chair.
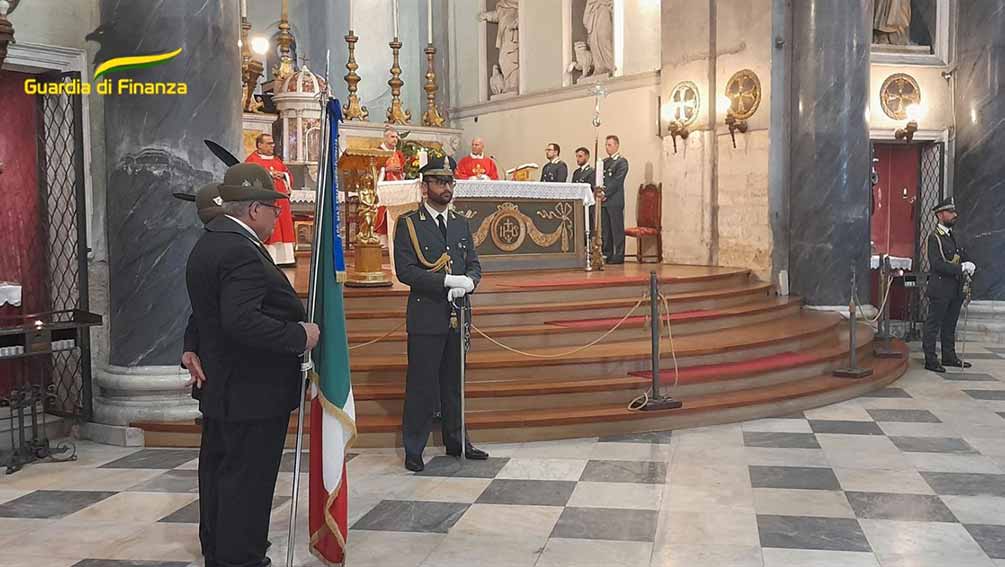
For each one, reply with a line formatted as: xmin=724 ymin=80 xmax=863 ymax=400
xmin=624 ymin=182 xmax=662 ymax=263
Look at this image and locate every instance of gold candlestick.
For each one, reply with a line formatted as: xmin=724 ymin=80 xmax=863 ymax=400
xmin=386 ymin=38 xmax=412 ymax=125
xmin=274 ymin=0 xmax=295 ymax=81
xmin=422 ymin=44 xmax=445 ymax=127
xmin=342 ymin=31 xmax=369 ymax=121
xmin=240 ymin=17 xmax=264 ymax=112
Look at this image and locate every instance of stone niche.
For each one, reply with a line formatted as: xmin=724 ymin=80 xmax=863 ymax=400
xmin=568 ymin=0 xmax=615 ymax=85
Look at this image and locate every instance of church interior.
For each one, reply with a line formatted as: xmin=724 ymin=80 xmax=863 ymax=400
xmin=1 ymin=0 xmax=1005 ymax=566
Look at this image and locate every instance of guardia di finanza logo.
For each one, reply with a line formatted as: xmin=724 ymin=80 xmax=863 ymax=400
xmin=24 ymin=48 xmax=188 ymax=96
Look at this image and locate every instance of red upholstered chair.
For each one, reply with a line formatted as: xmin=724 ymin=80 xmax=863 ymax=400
xmin=624 ymin=183 xmax=662 ymax=263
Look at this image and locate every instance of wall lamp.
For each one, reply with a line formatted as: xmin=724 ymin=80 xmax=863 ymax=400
xmin=665 ymin=81 xmax=699 ymax=154
xmin=721 ymin=70 xmax=761 ymax=149
xmin=894 ymin=103 xmax=925 ymax=143
xmin=719 ymin=95 xmax=747 ymax=149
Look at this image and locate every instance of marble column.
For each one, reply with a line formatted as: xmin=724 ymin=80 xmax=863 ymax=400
xmin=954 ymin=0 xmax=1005 ymax=302
xmin=788 ymin=0 xmax=872 ymax=306
xmin=92 ymin=0 xmax=241 ymax=425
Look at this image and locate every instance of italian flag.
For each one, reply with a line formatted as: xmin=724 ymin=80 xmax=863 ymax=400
xmin=309 ymin=100 xmax=355 ymax=566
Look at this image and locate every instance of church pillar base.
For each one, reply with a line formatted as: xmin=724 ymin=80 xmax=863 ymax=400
xmin=961 ymin=301 xmax=1005 ymax=345
xmin=92 ymin=365 xmax=198 ymax=427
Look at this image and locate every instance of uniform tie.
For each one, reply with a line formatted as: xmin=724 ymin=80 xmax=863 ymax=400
xmin=437 ymin=214 xmax=447 ymax=240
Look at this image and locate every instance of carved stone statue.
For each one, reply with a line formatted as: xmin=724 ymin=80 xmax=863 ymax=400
xmin=480 ymin=0 xmax=519 ymax=94
xmin=567 ymin=41 xmax=594 ymax=77
xmin=873 ymin=0 xmax=911 ymax=45
xmin=489 ymin=64 xmax=506 ymax=95
xmin=584 ymin=0 xmax=615 ymax=76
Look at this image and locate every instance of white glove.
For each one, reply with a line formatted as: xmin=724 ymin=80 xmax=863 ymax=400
xmin=962 ymin=261 xmax=976 ymax=276
xmin=447 ymin=287 xmax=467 ymax=301
xmin=443 ymin=274 xmax=475 ymax=293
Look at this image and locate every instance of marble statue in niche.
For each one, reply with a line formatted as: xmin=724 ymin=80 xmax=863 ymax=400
xmin=489 ymin=64 xmax=506 ymax=96
xmin=568 ymin=0 xmax=614 ymax=83
xmin=480 ymin=0 xmax=519 ymax=95
xmin=584 ymin=0 xmax=614 ymax=76
xmin=872 ymin=0 xmax=936 ymax=51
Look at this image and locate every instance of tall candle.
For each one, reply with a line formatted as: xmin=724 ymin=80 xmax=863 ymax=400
xmin=427 ymin=0 xmax=433 ymax=44
xmin=348 ymin=0 xmax=353 ymax=31
xmin=393 ymin=0 xmax=399 ymax=38
xmin=240 ymin=0 xmax=247 ymax=19
xmin=595 ymin=158 xmax=604 ymax=188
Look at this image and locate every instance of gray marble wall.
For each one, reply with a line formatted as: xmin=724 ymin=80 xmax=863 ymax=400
xmin=954 ymin=1 xmax=1005 ymax=301
xmin=97 ymin=0 xmax=241 ymax=366
xmin=788 ymin=0 xmax=872 ymax=305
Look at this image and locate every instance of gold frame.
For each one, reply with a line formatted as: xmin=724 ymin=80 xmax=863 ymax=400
xmin=880 ymin=73 xmax=922 ymax=121
xmin=725 ymin=69 xmax=761 ymax=120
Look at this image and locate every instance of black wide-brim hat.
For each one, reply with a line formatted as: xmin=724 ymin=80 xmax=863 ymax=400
xmin=218 ymin=163 xmax=287 ymax=202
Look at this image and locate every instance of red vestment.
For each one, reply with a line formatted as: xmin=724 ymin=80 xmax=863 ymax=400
xmin=245 ymin=152 xmax=296 ymax=265
xmin=455 ymin=154 xmax=500 ymax=180
xmin=375 ymin=145 xmax=406 ymax=236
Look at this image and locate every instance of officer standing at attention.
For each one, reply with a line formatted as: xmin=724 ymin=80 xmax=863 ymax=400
xmin=923 ymin=197 xmax=977 ymax=373
xmin=393 ymin=155 xmax=490 ymax=472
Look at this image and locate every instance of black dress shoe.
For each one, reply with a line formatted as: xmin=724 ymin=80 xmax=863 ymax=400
xmin=260 ymin=558 xmax=272 ymax=567
xmin=447 ymin=445 xmax=489 ymax=460
xmin=925 ymin=361 xmax=946 ymax=373
xmin=943 ymin=359 xmax=973 ymax=368
xmin=404 ymin=455 xmax=425 ymax=472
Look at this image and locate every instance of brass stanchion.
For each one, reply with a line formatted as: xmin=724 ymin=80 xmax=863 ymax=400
xmin=834 ymin=266 xmax=874 ymax=379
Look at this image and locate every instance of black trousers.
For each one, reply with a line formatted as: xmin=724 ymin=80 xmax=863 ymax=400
xmin=402 ymin=331 xmax=465 ymax=458
xmin=923 ymin=293 xmax=965 ymax=364
xmin=199 ymin=415 xmax=288 ymax=567
xmin=602 ymin=205 xmax=625 ymax=262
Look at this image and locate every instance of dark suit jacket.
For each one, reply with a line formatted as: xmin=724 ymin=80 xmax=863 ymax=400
xmin=393 ymin=206 xmax=482 ymax=336
xmin=926 ymin=226 xmax=969 ymax=300
xmin=602 ymin=155 xmax=629 ymax=208
xmin=541 ymin=160 xmax=569 ymax=183
xmin=571 ymin=165 xmax=595 ymax=190
xmin=185 ymin=216 xmax=308 ymax=421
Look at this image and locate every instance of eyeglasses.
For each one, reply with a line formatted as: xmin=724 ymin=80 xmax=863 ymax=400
xmin=256 ymin=202 xmax=281 ymax=214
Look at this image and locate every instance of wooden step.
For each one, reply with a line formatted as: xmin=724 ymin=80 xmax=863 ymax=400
xmin=353 ymin=325 xmax=874 ymax=415
xmin=342 ymin=265 xmax=753 ymax=310
xmin=350 ymin=312 xmax=842 ymax=382
xmin=345 ymin=282 xmax=774 ymax=331
xmin=133 ymin=339 xmax=908 ymax=449
xmin=347 ymin=297 xmax=802 ymax=355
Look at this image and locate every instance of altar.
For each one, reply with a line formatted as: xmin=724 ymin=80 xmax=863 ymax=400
xmin=378 ymin=179 xmax=594 ymax=272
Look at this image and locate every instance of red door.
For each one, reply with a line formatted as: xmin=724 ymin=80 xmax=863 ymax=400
xmin=871 ymin=143 xmax=921 ymax=319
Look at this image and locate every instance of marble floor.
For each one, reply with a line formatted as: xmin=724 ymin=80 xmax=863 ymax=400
xmin=2 ymin=344 xmax=1005 ymax=567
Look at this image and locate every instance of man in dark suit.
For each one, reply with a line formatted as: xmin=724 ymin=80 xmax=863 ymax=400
xmin=393 ymin=155 xmax=489 ymax=472
xmin=540 ymin=142 xmax=569 ymax=183
xmin=602 ymin=134 xmax=629 ymax=264
xmin=185 ymin=163 xmax=320 ymax=567
xmin=571 ymin=147 xmax=596 ymax=240
xmin=923 ymin=197 xmax=976 ymax=373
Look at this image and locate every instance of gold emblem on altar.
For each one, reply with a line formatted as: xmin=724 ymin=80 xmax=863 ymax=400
xmin=469 ymin=202 xmax=574 ymax=253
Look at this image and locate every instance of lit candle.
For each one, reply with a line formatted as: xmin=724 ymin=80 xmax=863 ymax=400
xmin=427 ymin=0 xmax=433 ymax=44
xmin=393 ymin=0 xmax=399 ymax=39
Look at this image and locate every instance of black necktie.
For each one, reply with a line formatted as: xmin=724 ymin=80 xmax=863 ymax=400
xmin=437 ymin=214 xmax=447 ymax=240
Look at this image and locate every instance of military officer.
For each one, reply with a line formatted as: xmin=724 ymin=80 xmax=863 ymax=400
xmin=923 ymin=196 xmax=977 ymax=373
xmin=393 ymin=155 xmax=489 ymax=472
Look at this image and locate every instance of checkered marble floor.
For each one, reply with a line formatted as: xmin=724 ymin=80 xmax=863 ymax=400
xmin=2 ymin=344 xmax=1005 ymax=567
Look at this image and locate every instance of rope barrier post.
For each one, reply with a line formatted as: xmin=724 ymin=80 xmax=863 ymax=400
xmin=640 ymin=271 xmax=682 ymax=411
xmin=874 ymin=255 xmax=902 ymax=359
xmin=834 ymin=265 xmax=874 ymax=379
xmin=456 ymin=297 xmax=468 ymax=464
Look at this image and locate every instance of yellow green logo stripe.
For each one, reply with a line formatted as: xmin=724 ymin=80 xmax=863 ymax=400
xmin=93 ymin=48 xmax=183 ymax=81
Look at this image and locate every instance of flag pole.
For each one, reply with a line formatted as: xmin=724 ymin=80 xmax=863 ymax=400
xmin=287 ymin=49 xmax=333 ymax=567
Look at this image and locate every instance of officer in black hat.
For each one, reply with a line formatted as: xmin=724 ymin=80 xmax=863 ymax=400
xmin=923 ymin=196 xmax=976 ymax=373
xmin=392 ymin=154 xmax=489 ymax=472
xmin=186 ymin=163 xmax=320 ymax=567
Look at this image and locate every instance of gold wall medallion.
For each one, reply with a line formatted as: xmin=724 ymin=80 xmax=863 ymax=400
xmin=669 ymin=81 xmax=700 ymax=126
xmin=490 ymin=209 xmax=528 ymax=252
xmin=880 ymin=73 xmax=921 ymax=120
xmin=724 ymin=69 xmax=761 ymax=120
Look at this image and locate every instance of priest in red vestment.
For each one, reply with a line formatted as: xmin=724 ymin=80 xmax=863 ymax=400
xmin=376 ymin=125 xmax=406 ymax=243
xmin=455 ymin=137 xmax=500 ymax=180
xmin=245 ymin=133 xmax=296 ymax=265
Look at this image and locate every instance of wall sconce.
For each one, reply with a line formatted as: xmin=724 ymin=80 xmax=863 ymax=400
xmin=666 ymin=81 xmax=699 ymax=154
xmin=722 ymin=70 xmax=761 ymax=149
xmin=894 ymin=103 xmax=925 ymax=143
